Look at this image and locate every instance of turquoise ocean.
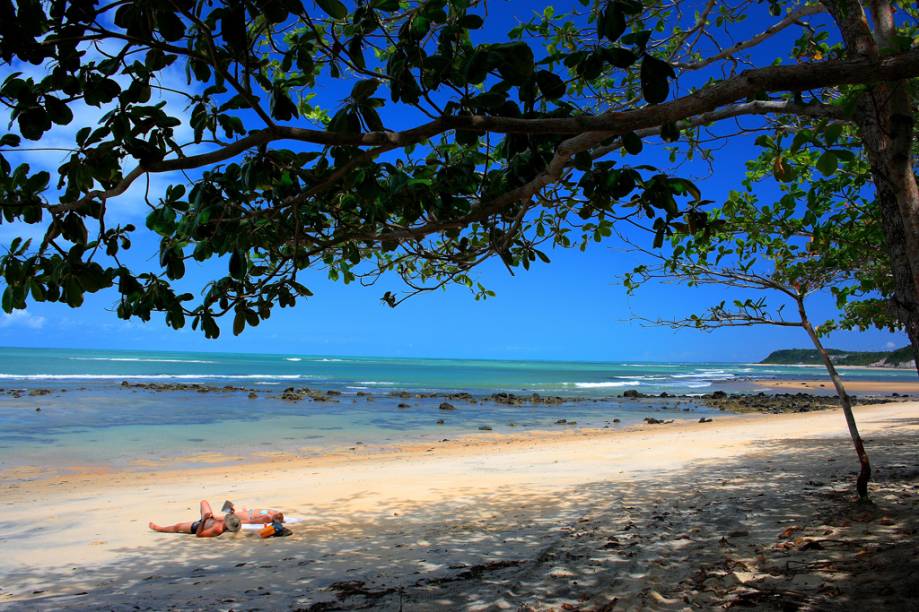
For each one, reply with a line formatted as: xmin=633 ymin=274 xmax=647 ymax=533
xmin=0 ymin=347 xmax=914 ymax=474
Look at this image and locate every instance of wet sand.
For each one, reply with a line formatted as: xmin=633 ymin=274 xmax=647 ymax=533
xmin=1 ymin=402 xmax=918 ymax=610
xmin=756 ymin=379 xmax=919 ymax=393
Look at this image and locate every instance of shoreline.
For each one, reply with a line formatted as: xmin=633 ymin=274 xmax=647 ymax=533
xmin=2 ymin=401 xmax=917 ymax=609
xmin=755 ymin=379 xmax=919 ymax=393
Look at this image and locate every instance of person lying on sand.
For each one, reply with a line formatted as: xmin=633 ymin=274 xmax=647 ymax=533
xmin=148 ymin=499 xmax=242 ymax=538
xmin=225 ymin=502 xmax=285 ymax=524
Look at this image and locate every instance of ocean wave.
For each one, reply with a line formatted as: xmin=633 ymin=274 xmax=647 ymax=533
xmin=0 ymin=373 xmax=311 ymax=380
xmin=356 ymin=381 xmax=396 ymax=385
xmin=569 ymin=381 xmax=641 ymax=388
xmin=285 ymin=357 xmax=302 ymax=362
xmin=68 ymin=357 xmax=217 ymax=364
xmin=671 ymin=371 xmax=735 ymax=379
xmin=616 ymin=375 xmax=667 ymax=381
xmin=685 ymin=382 xmax=712 ymax=388
xmin=315 ymin=358 xmax=345 ymax=362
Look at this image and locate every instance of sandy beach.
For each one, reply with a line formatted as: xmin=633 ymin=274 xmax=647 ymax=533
xmin=756 ymin=379 xmax=919 ymax=393
xmin=1 ymin=402 xmax=918 ymax=610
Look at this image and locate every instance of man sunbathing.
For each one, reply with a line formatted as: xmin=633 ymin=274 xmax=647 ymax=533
xmin=148 ymin=499 xmax=242 ymax=537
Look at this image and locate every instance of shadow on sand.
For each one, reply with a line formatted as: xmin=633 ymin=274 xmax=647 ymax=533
xmin=3 ymin=420 xmax=918 ymax=611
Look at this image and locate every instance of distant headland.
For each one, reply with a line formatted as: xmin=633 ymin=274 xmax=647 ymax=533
xmin=761 ymin=346 xmax=914 ymax=369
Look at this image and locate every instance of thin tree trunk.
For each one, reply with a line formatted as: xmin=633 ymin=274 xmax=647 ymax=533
xmin=797 ymin=299 xmax=872 ymax=500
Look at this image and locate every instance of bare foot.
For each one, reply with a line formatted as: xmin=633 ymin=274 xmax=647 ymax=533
xmin=149 ymin=522 xmax=159 ymax=531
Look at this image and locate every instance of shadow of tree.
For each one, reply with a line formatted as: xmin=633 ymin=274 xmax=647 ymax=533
xmin=2 ymin=421 xmax=917 ymax=611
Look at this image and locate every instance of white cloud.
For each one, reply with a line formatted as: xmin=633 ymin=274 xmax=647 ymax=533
xmin=0 ymin=310 xmax=46 ymax=330
xmin=886 ymin=341 xmax=897 ymax=349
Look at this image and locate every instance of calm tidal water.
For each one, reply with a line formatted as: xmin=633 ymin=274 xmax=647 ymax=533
xmin=0 ymin=347 xmax=913 ymax=473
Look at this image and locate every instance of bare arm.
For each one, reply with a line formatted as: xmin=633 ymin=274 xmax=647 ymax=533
xmin=196 ymin=500 xmax=214 ymax=536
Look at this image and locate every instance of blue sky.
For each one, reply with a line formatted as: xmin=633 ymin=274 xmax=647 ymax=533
xmin=0 ymin=1 xmax=909 ymax=361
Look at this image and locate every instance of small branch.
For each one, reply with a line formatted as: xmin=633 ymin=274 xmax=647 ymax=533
xmin=675 ymin=4 xmax=826 ymax=71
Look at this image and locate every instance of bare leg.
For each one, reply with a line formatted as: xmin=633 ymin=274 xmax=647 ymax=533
xmin=149 ymin=521 xmax=195 ymax=533
xmin=199 ymin=500 xmax=213 ymax=519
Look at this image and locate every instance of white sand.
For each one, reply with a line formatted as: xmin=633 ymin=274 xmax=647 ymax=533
xmin=1 ymin=402 xmax=917 ymax=610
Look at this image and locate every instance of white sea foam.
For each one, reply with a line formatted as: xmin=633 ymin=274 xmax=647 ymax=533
xmin=570 ymin=381 xmax=641 ymax=388
xmin=356 ymin=381 xmax=396 ymax=386
xmin=685 ymin=382 xmax=712 ymax=388
xmin=69 ymin=357 xmax=217 ymax=364
xmin=315 ymin=358 xmax=345 ymax=362
xmin=285 ymin=357 xmax=303 ymax=362
xmin=671 ymin=371 xmax=735 ymax=380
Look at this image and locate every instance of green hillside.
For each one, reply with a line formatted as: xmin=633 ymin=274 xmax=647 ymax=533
xmin=761 ymin=346 xmax=914 ymax=367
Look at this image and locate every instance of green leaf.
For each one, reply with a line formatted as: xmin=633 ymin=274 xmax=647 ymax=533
xmin=17 ymin=107 xmax=50 ymax=140
xmin=44 ymin=96 xmax=73 ymax=125
xmin=602 ymin=47 xmax=637 ymax=69
xmin=599 ymin=2 xmax=626 ymax=43
xmin=622 ymin=131 xmax=642 ymax=155
xmin=233 ymin=310 xmax=245 ymax=335
xmin=351 ymin=78 xmax=380 ymax=100
xmin=576 ymin=51 xmax=605 ymax=80
xmin=640 ymin=54 xmax=675 ymax=104
xmin=315 ymin=0 xmax=347 ymax=19
xmin=816 ymin=151 xmax=838 ymax=176
xmin=229 ymin=250 xmax=246 ymax=279
xmin=461 ymin=14 xmax=484 ymax=29
xmin=222 ymin=6 xmax=248 ymax=54
xmin=660 ymin=122 xmax=680 ymax=142
xmin=155 ymin=9 xmax=185 ymax=42
xmin=535 ymin=70 xmax=566 ymax=100
xmin=824 ymin=123 xmax=843 ymax=146
xmin=464 ymin=47 xmax=490 ymax=84
xmin=270 ymin=86 xmax=298 ymax=121
xmin=491 ymin=42 xmax=534 ymax=85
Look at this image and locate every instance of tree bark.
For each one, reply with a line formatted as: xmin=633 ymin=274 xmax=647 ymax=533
xmin=823 ymin=0 xmax=919 ymax=374
xmin=798 ymin=299 xmax=872 ymax=500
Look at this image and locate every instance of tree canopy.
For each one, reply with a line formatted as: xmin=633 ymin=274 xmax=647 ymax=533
xmin=0 ymin=0 xmax=917 ymax=342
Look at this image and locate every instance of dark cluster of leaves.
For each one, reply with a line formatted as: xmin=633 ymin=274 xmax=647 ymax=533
xmin=0 ymin=0 xmax=691 ymax=337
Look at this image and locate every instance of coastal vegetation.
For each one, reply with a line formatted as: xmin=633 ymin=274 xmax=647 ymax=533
xmin=762 ymin=346 xmax=914 ymax=367
xmin=622 ymin=157 xmax=882 ymax=497
xmin=0 ymin=0 xmax=917 ymax=369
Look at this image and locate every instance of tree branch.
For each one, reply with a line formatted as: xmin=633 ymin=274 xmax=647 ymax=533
xmin=674 ymin=4 xmax=826 ymax=71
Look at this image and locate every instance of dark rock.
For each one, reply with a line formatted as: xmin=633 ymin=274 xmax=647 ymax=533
xmin=698 ymin=417 xmax=713 ymax=423
xmin=398 ymin=403 xmax=410 ymax=408
xmin=622 ymin=390 xmax=643 ymax=398
xmin=435 ymin=419 xmax=445 ymax=424
xmin=439 ymin=402 xmax=456 ymax=411
xmin=478 ymin=425 xmax=492 ymax=431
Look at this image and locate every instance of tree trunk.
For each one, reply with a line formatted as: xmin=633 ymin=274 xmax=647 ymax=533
xmin=822 ymin=0 xmax=919 ymax=375
xmin=798 ymin=299 xmax=872 ymax=500
xmin=855 ymin=87 xmax=919 ymax=375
